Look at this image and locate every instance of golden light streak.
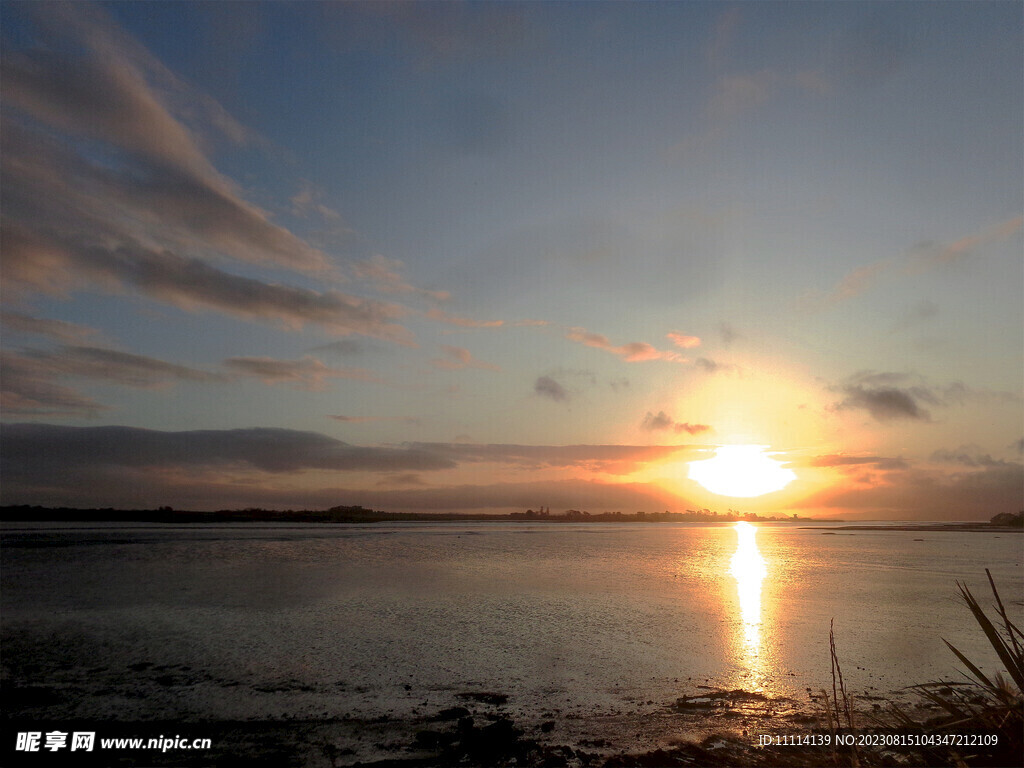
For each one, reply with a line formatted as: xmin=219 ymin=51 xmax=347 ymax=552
xmin=729 ymin=521 xmax=768 ymax=687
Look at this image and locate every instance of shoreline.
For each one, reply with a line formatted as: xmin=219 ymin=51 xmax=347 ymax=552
xmin=2 ymin=686 xmax=1013 ymax=767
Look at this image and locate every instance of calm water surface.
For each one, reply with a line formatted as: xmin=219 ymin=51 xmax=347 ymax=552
xmin=2 ymin=522 xmax=1021 ymax=723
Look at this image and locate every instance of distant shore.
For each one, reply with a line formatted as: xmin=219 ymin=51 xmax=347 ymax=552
xmin=803 ymin=523 xmax=1023 ymax=532
xmin=0 ymin=505 xmax=836 ymax=525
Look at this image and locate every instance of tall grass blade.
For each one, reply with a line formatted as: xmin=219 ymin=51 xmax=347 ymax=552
xmin=956 ymin=581 xmax=1024 ymax=692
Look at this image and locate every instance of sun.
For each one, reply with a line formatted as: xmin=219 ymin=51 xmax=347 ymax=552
xmin=688 ymin=445 xmax=796 ymax=497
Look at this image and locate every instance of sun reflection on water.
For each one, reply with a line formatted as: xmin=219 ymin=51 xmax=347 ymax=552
xmin=729 ymin=521 xmax=768 ymax=687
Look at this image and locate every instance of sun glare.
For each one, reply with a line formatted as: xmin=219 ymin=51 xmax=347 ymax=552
xmin=688 ymin=445 xmax=796 ymax=497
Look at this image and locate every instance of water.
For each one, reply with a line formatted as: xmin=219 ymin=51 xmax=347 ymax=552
xmin=2 ymin=521 xmax=1021 ymax=727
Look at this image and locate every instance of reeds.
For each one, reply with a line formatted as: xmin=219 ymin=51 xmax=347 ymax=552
xmin=820 ymin=618 xmax=860 ymax=767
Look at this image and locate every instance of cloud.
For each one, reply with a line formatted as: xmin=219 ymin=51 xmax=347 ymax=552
xmin=0 ymin=423 xmax=456 ymax=482
xmin=641 ymin=411 xmax=674 ymax=431
xmin=534 ymin=376 xmax=569 ymax=403
xmin=0 ymin=311 xmax=99 ymax=343
xmin=835 ymin=384 xmax=931 ymax=422
xmin=791 ymin=454 xmax=909 ymax=471
xmin=0 ymin=426 xmax=707 ymax=508
xmin=794 ymin=461 xmax=1024 ymax=520
xmin=0 ymin=353 xmax=106 ymax=417
xmin=695 ymin=357 xmax=739 ymax=375
xmin=1 ymin=5 xmax=327 ymax=273
xmin=908 ymin=215 xmax=1023 ymax=272
xmin=566 ymin=327 xmax=686 ymax=363
xmin=425 ymin=307 xmax=504 ymax=328
xmin=666 ymin=332 xmax=701 ymax=349
xmin=929 ymin=445 xmax=1011 ymax=468
xmin=719 ymin=323 xmax=740 ymax=345
xmin=830 ymin=371 xmax=1016 ymax=423
xmin=290 ymin=182 xmax=343 ymax=222
xmin=2 ymin=344 xmax=223 ymax=417
xmin=431 ymin=345 xmax=500 ymax=372
xmin=797 ymin=259 xmax=891 ymax=312
xmin=312 ymin=339 xmax=368 ymax=356
xmin=376 ymin=473 xmax=428 ymax=487
xmin=404 ymin=442 xmax=702 ymax=475
xmin=329 ymin=414 xmax=421 ymax=427
xmin=224 ymin=356 xmax=379 ymax=390
xmin=3 ymin=223 xmax=414 ymax=341
xmin=640 ymin=411 xmax=712 ymax=436
xmin=354 ymin=254 xmax=451 ymax=302
xmin=0 ymin=3 xmax=424 ymax=344
xmin=802 ymin=216 xmax=1023 ymax=312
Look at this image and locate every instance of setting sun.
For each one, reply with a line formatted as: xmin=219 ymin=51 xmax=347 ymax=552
xmin=688 ymin=445 xmax=796 ymax=497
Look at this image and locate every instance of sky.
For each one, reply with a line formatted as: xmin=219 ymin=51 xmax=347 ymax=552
xmin=1 ymin=1 xmax=1021 ymax=520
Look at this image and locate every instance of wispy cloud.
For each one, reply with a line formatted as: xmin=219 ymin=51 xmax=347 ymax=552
xmin=290 ymin=182 xmax=344 ymax=222
xmin=426 ymin=307 xmax=504 ymax=328
xmin=0 ymin=311 xmax=99 ymax=343
xmin=801 ymin=216 xmax=1023 ymax=312
xmin=224 ymin=356 xmax=379 ymax=390
xmin=797 ymin=260 xmax=891 ymax=312
xmin=354 ymin=254 xmax=451 ymax=302
xmin=431 ymin=345 xmax=500 ymax=372
xmin=566 ymin=327 xmax=687 ymax=363
xmin=2 ymin=4 xmax=326 ymax=273
xmin=0 ymin=3 xmax=425 ymax=345
xmin=2 ymin=345 xmax=221 ymax=417
xmin=0 ymin=354 xmax=106 ymax=417
xmin=3 ymin=224 xmax=414 ymax=342
xmin=907 ymin=215 xmax=1023 ymax=271
xmin=13 ymin=346 xmax=220 ymax=388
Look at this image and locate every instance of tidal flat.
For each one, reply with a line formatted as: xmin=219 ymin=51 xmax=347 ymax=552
xmin=2 ymin=521 xmax=1020 ymax=766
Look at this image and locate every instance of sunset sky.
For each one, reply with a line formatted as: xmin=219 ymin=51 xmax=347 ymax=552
xmin=2 ymin=1 xmax=1021 ymax=519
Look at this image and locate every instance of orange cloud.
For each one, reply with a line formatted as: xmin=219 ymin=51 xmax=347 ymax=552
xmin=566 ymin=327 xmax=687 ymax=363
xmin=667 ymin=332 xmax=701 ymax=349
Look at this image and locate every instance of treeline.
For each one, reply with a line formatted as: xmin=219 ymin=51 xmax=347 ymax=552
xmin=1 ymin=504 xmax=829 ymax=524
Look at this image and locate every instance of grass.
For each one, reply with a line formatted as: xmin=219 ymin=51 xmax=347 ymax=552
xmin=889 ymin=569 xmax=1023 ymax=764
xmin=817 ymin=569 xmax=1022 ymax=768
